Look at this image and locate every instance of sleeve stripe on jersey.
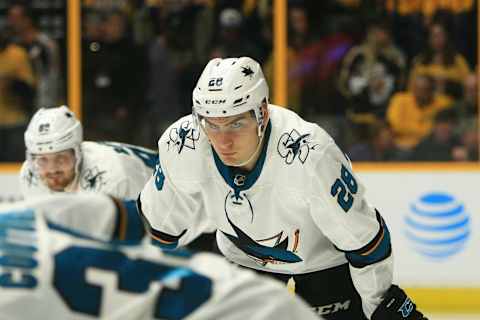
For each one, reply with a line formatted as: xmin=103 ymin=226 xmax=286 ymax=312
xmin=150 ymin=238 xmax=178 ymax=250
xmin=341 ymin=210 xmax=392 ymax=268
xmin=136 ymin=196 xmax=187 ymax=249
xmin=149 ymin=227 xmax=187 ymax=249
xmin=111 ymin=197 xmax=146 ymax=242
xmin=361 ymin=227 xmax=384 ymax=257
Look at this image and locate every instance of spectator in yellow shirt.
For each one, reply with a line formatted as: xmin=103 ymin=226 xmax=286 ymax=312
xmin=387 ymin=74 xmax=451 ymax=155
xmin=0 ymin=30 xmax=36 ymax=161
xmin=408 ymin=21 xmax=470 ymax=99
xmin=385 ymin=0 xmax=474 ymax=19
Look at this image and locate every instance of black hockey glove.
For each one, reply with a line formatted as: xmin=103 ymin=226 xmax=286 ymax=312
xmin=371 ymin=285 xmax=428 ymax=320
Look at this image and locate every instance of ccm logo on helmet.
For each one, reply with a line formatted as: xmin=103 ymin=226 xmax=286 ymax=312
xmin=205 ymin=99 xmax=226 ymax=105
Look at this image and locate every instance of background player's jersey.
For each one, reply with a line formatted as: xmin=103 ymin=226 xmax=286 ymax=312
xmin=139 ymin=104 xmax=393 ymax=317
xmin=19 ymin=141 xmax=157 ymax=199
xmin=0 ymin=193 xmax=320 ymax=320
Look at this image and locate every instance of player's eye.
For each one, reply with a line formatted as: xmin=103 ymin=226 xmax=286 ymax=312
xmin=33 ymin=157 xmax=49 ymax=168
xmin=229 ymin=121 xmax=244 ymax=129
xmin=205 ymin=121 xmax=220 ymax=131
xmin=36 ymin=158 xmax=48 ymax=165
xmin=56 ymin=155 xmax=70 ymax=165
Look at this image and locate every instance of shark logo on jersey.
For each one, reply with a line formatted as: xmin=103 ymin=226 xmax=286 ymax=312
xmin=24 ymin=168 xmax=39 ymax=187
xmin=221 ymin=190 xmax=302 ymax=266
xmin=277 ymin=129 xmax=318 ymax=165
xmin=80 ymin=167 xmax=107 ymax=191
xmin=167 ymin=120 xmax=200 ymax=154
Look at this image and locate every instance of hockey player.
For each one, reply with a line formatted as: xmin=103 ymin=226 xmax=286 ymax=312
xmin=19 ymin=105 xmax=157 ymax=199
xmin=0 ymin=192 xmax=321 ymax=319
xmin=138 ymin=57 xmax=428 ymax=320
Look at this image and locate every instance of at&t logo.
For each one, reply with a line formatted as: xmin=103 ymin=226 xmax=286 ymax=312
xmin=405 ymin=192 xmax=470 ymax=259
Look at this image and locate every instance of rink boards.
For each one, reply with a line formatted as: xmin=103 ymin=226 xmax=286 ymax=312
xmin=1 ymin=162 xmax=479 ymax=312
xmin=355 ymin=163 xmax=480 ymax=313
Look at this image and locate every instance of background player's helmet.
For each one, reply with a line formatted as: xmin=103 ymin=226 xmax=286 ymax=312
xmin=24 ymin=106 xmax=83 ymax=170
xmin=192 ymin=57 xmax=269 ymax=135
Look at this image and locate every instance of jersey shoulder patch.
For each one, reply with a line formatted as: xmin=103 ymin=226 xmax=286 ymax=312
xmin=157 ymin=115 xmax=210 ymax=183
xmin=159 ymin=115 xmax=203 ymax=155
xmin=269 ymin=105 xmax=333 ymax=167
xmin=19 ymin=161 xmax=37 ymax=186
xmin=79 ymin=142 xmax=125 ymax=192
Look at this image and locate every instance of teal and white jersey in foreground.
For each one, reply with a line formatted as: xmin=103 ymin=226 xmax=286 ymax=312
xmin=0 ymin=193 xmax=320 ymax=320
xmin=139 ymin=105 xmax=394 ymax=318
xmin=19 ymin=141 xmax=157 ymax=200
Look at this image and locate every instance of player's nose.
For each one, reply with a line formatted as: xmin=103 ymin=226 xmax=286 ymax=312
xmin=215 ymin=132 xmax=234 ymax=149
xmin=44 ymin=161 xmax=63 ymax=173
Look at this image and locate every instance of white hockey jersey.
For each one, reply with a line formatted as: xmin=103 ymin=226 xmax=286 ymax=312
xmin=0 ymin=193 xmax=320 ymax=320
xmin=139 ymin=105 xmax=394 ymax=318
xmin=19 ymin=141 xmax=157 ymax=200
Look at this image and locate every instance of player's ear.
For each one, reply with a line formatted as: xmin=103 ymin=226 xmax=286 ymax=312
xmin=261 ymin=100 xmax=268 ymax=114
xmin=261 ymin=103 xmax=269 ymax=125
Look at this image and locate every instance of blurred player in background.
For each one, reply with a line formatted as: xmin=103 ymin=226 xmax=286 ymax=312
xmin=19 ymin=105 xmax=157 ymax=199
xmin=139 ymin=57 xmax=427 ymax=320
xmin=0 ymin=193 xmax=321 ymax=320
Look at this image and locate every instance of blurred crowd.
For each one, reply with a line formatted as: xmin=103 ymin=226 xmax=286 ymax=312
xmin=0 ymin=1 xmax=61 ymax=161
xmin=0 ymin=0 xmax=477 ymax=162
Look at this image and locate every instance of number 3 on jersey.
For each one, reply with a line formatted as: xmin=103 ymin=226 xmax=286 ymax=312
xmin=330 ymin=164 xmax=358 ymax=212
xmin=54 ymin=246 xmax=211 ymax=319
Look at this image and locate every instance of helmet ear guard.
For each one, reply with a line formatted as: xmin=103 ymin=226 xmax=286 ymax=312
xmin=255 ymin=99 xmax=269 ymax=136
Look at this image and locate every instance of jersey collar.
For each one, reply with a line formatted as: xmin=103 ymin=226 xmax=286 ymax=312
xmin=212 ymin=121 xmax=272 ymax=193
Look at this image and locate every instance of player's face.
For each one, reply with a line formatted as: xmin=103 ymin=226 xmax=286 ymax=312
xmin=203 ymin=111 xmax=261 ymax=168
xmin=33 ymin=150 xmax=76 ymax=191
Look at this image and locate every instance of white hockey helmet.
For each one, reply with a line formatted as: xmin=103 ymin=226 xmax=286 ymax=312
xmin=192 ymin=57 xmax=269 ymax=135
xmin=24 ymin=105 xmax=83 ymax=155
